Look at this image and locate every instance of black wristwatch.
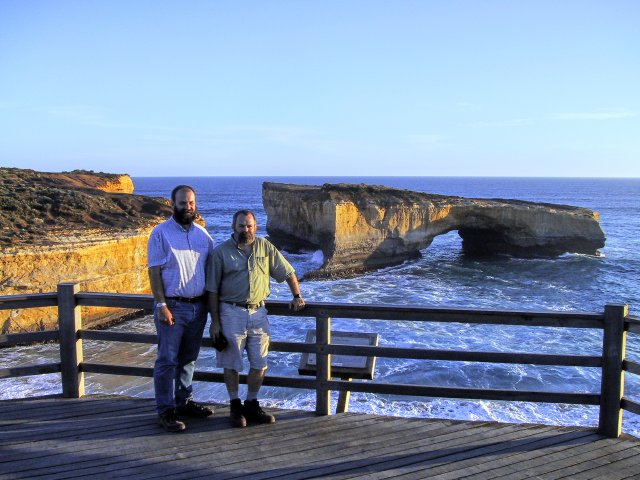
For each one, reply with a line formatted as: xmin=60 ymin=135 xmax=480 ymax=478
xmin=293 ymin=294 xmax=301 ymax=299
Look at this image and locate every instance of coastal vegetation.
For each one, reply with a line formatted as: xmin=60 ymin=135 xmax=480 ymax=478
xmin=0 ymin=167 xmax=170 ymax=247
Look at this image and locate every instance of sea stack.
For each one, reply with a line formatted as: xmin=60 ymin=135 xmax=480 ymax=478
xmin=262 ymin=182 xmax=606 ymax=278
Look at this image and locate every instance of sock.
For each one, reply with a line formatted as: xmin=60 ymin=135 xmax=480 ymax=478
xmin=228 ymin=390 xmax=239 ymax=401
xmin=246 ymin=390 xmax=259 ymax=401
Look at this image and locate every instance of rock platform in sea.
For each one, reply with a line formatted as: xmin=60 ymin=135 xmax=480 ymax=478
xmin=262 ymin=182 xmax=606 ymax=278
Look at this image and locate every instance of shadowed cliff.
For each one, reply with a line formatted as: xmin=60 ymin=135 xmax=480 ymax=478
xmin=262 ymin=182 xmax=606 ymax=278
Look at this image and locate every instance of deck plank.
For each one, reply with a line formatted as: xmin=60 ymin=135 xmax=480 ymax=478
xmin=484 ymin=436 xmax=640 ymax=479
xmin=63 ymin=416 xmax=446 ymax=479
xmin=347 ymin=427 xmax=598 ymax=480
xmin=415 ymin=430 xmax=600 ymax=480
xmin=266 ymin=423 xmax=540 ymax=480
xmin=1 ymin=395 xmax=639 ymax=480
xmin=177 ymin=418 xmax=480 ymax=480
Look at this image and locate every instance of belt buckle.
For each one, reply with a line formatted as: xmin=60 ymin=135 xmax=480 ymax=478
xmin=247 ymin=302 xmax=262 ymax=312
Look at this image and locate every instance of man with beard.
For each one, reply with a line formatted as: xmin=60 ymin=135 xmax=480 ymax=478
xmin=148 ymin=185 xmax=215 ymax=432
xmin=206 ymin=209 xmax=305 ymax=428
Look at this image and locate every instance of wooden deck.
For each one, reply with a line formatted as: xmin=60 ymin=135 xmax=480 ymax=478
xmin=1 ymin=396 xmax=640 ymax=479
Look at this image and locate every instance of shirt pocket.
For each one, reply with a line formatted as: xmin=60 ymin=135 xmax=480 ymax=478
xmin=253 ymin=255 xmax=269 ymax=274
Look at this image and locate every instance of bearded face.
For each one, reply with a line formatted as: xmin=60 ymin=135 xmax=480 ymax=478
xmin=172 ymin=188 xmax=197 ymax=226
xmin=233 ymin=213 xmax=256 ymax=244
xmin=237 ymin=230 xmax=254 ymax=244
xmin=173 ymin=204 xmax=197 ymax=225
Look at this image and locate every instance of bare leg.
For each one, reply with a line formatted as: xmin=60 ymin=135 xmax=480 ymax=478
xmin=247 ymin=367 xmax=265 ymax=396
xmin=224 ymin=368 xmax=239 ymax=398
xmin=225 ymin=368 xmax=246 ymax=427
xmin=244 ymin=367 xmax=274 ymax=423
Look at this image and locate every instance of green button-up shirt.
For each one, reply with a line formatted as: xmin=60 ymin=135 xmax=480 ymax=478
xmin=205 ymin=236 xmax=295 ymax=304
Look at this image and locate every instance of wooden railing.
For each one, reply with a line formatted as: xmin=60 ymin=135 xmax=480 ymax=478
xmin=1 ymin=282 xmax=640 ymax=438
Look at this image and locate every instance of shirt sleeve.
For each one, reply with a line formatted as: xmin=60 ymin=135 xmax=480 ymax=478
xmin=147 ymin=228 xmax=168 ymax=268
xmin=267 ymin=240 xmax=295 ymax=283
xmin=205 ymin=248 xmax=223 ymax=293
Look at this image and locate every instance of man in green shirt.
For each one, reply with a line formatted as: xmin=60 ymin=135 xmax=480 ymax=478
xmin=206 ymin=209 xmax=305 ymax=427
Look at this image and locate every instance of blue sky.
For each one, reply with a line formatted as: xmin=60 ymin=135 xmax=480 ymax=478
xmin=1 ymin=1 xmax=638 ymax=177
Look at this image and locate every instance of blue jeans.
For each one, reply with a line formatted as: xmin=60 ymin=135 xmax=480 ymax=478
xmin=154 ymin=299 xmax=207 ymax=414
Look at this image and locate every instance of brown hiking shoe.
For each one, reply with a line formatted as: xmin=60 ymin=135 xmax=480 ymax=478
xmin=243 ymin=399 xmax=275 ymax=424
xmin=158 ymin=409 xmax=186 ymax=432
xmin=230 ymin=398 xmax=247 ymax=428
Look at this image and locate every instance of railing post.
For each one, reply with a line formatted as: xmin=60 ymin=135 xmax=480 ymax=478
xmin=58 ymin=283 xmax=85 ymax=398
xmin=598 ymin=303 xmax=627 ymax=437
xmin=315 ymin=315 xmax=331 ymax=416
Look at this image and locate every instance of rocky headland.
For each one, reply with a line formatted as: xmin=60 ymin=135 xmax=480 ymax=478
xmin=263 ymin=182 xmax=606 ymax=278
xmin=0 ymin=167 xmax=172 ymax=333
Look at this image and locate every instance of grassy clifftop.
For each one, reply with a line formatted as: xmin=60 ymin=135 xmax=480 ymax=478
xmin=0 ymin=167 xmax=171 ymax=247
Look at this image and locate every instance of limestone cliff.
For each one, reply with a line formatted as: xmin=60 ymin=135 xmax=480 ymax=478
xmin=0 ymin=168 xmax=172 ymax=333
xmin=262 ymin=182 xmax=606 ymax=278
xmin=1 ymin=230 xmax=153 ymax=332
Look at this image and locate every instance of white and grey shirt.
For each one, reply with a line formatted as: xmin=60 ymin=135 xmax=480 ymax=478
xmin=147 ymin=217 xmax=214 ymax=298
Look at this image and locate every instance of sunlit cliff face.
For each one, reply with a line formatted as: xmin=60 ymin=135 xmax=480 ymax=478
xmin=262 ymin=182 xmax=606 ymax=279
xmin=0 ymin=168 xmax=173 ymax=333
xmin=0 ymin=229 xmax=154 ymax=334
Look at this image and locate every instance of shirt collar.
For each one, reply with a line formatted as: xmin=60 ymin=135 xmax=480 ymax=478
xmin=231 ymin=234 xmax=255 ymax=252
xmin=170 ymin=216 xmax=193 ymax=232
xmin=231 ymin=233 xmax=241 ymax=248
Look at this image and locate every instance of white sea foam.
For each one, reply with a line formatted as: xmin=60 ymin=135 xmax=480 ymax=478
xmin=311 ymin=249 xmax=324 ymax=265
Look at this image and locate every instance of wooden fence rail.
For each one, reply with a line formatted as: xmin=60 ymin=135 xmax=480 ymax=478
xmin=1 ymin=282 xmax=638 ymax=438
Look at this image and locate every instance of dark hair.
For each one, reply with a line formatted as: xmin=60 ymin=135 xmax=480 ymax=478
xmin=171 ymin=185 xmax=196 ymax=203
xmin=232 ymin=209 xmax=256 ymax=225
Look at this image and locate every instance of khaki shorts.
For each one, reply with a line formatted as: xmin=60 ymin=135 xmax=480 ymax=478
xmin=217 ymin=303 xmax=270 ymax=372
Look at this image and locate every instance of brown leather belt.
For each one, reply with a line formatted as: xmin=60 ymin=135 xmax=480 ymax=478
xmin=222 ymin=301 xmax=264 ymax=310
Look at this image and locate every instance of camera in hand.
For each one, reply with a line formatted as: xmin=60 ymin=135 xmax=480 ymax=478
xmin=212 ymin=333 xmax=228 ymax=352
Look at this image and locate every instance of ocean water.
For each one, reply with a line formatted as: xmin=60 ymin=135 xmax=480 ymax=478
xmin=3 ymin=177 xmax=640 ymax=436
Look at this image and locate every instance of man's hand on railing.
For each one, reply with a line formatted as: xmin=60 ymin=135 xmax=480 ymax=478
xmin=289 ymin=295 xmax=306 ymax=312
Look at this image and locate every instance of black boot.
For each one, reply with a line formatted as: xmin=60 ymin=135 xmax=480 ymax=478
xmin=230 ymin=398 xmax=246 ymax=428
xmin=243 ymin=399 xmax=275 ymax=424
xmin=176 ymin=399 xmax=214 ymax=418
xmin=158 ymin=409 xmax=186 ymax=432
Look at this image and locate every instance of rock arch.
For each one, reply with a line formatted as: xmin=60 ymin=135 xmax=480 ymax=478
xmin=262 ymin=182 xmax=606 ymax=278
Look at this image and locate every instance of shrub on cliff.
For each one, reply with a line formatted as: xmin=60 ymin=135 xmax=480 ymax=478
xmin=0 ymin=167 xmax=171 ymax=247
